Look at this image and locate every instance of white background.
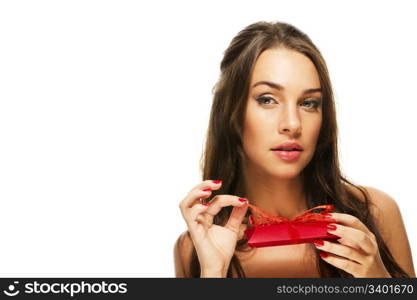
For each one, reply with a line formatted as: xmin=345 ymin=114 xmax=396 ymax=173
xmin=0 ymin=0 xmax=415 ymax=277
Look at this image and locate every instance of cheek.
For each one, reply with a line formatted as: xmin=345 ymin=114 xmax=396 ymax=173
xmin=242 ymin=117 xmax=260 ymax=152
xmin=304 ymin=116 xmax=322 ymax=147
xmin=242 ymin=108 xmax=271 ymax=154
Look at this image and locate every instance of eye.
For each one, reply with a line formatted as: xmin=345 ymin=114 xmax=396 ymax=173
xmin=255 ymin=96 xmax=277 ymax=106
xmin=301 ymin=98 xmax=321 ymax=110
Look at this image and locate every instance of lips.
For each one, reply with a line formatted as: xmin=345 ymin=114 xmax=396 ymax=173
xmin=274 ymin=148 xmax=302 ymax=151
xmin=271 ymin=142 xmax=303 ymax=151
xmin=271 ymin=141 xmax=303 ymax=161
xmin=273 ymin=150 xmax=302 ymax=160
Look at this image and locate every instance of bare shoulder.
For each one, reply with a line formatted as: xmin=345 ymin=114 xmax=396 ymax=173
xmin=346 ymin=184 xmax=403 ymax=239
xmin=346 ymin=185 xmax=399 ymax=220
xmin=173 ymin=230 xmax=194 ymax=278
xmin=363 ymin=186 xmax=399 ymax=215
xmin=346 ymin=184 xmax=416 ymax=277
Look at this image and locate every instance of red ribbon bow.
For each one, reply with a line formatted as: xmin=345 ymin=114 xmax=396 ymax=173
xmin=248 ymin=204 xmax=335 ymax=226
xmin=245 ymin=204 xmax=336 ymax=245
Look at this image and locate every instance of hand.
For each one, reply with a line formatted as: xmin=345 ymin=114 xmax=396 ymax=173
xmin=179 ymin=180 xmax=249 ymax=276
xmin=313 ymin=213 xmax=391 ymax=278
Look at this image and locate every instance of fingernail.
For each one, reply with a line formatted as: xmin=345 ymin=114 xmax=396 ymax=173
xmin=313 ymin=240 xmax=324 ymax=247
xmin=202 ymin=188 xmax=212 ymax=192
xmin=319 ymin=251 xmax=328 ymax=258
xmin=212 ymin=180 xmax=222 ymax=184
xmin=238 ymin=198 xmax=248 ymax=203
xmin=327 ymin=224 xmax=337 ymax=231
xmin=202 ymin=203 xmax=210 ymax=206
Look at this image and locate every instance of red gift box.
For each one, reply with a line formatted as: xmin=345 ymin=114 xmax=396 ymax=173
xmin=244 ymin=204 xmax=339 ymax=247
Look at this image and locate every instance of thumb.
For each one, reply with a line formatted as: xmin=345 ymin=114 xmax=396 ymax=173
xmin=224 ymin=203 xmax=248 ymax=234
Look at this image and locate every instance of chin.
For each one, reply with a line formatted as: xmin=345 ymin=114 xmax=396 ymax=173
xmin=270 ymin=167 xmax=302 ymax=180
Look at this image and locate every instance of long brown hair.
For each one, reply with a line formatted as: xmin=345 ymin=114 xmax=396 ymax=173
xmin=188 ymin=21 xmax=409 ymax=277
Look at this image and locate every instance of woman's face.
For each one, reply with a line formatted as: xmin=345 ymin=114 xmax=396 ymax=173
xmin=242 ymin=47 xmax=322 ymax=180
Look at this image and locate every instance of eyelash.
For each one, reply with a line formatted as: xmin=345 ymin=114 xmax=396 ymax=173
xmin=255 ymin=96 xmax=322 ymax=110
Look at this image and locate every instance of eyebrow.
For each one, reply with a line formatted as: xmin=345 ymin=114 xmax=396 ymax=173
xmin=252 ymin=80 xmax=322 ymax=94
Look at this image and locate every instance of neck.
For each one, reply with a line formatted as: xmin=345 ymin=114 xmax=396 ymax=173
xmin=242 ymin=165 xmax=307 ymax=219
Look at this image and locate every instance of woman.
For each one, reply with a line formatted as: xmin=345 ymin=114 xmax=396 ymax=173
xmin=174 ymin=21 xmax=415 ymax=278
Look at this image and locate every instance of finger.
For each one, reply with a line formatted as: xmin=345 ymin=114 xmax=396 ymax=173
xmin=192 ymin=179 xmax=223 ymax=193
xmin=195 ymin=214 xmax=211 ymax=228
xmin=179 ymin=180 xmax=223 ymax=209
xmin=326 ymin=223 xmax=376 ymax=254
xmin=327 ymin=213 xmax=372 ymax=235
xmin=204 ymin=195 xmax=248 ymax=226
xmin=179 ymin=185 xmax=216 ymax=215
xmin=224 ymin=203 xmax=249 ymax=234
xmin=182 ymin=188 xmax=212 ymax=212
xmin=186 ymin=204 xmax=209 ymax=230
xmin=189 ymin=179 xmax=223 ymax=198
xmin=335 ymin=237 xmax=363 ymax=251
xmin=185 ymin=204 xmax=211 ymax=242
xmin=313 ymin=240 xmax=366 ymax=264
xmin=318 ymin=251 xmax=360 ymax=276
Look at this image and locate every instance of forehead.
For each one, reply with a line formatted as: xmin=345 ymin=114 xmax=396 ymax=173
xmin=250 ymin=47 xmax=321 ymax=90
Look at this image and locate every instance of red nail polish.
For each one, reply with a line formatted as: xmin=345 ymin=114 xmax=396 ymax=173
xmin=202 ymin=203 xmax=210 ymax=206
xmin=319 ymin=251 xmax=328 ymax=258
xmin=313 ymin=240 xmax=324 ymax=247
xmin=202 ymin=188 xmax=212 ymax=192
xmin=327 ymin=224 xmax=337 ymax=231
xmin=212 ymin=180 xmax=222 ymax=184
xmin=238 ymin=198 xmax=248 ymax=203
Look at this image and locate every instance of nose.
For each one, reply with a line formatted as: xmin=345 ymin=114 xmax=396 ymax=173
xmin=278 ymin=103 xmax=301 ymax=137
